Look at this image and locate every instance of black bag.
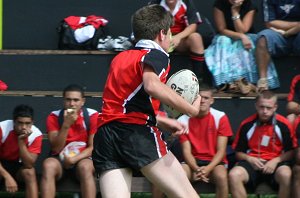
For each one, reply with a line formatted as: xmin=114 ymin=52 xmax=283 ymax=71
xmin=57 ymin=15 xmax=108 ymax=50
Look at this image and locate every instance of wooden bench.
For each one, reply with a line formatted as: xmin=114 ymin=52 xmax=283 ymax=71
xmin=54 ymin=174 xmax=276 ymax=196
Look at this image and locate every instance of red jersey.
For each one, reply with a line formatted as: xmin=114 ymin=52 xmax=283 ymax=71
xmin=287 ymin=75 xmax=300 ymax=103
xmin=150 ymin=0 xmax=202 ymax=34
xmin=179 ymin=108 xmax=233 ymax=163
xmin=47 ymin=108 xmax=98 ymax=153
xmin=98 ymin=40 xmax=170 ymax=127
xmin=232 ymin=114 xmax=297 ymax=161
xmin=0 ymin=120 xmax=42 ymax=161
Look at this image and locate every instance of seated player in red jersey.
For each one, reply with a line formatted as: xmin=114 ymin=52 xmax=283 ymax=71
xmin=229 ymin=90 xmax=297 ymax=198
xmin=0 ymin=104 xmax=42 ymax=198
xmin=152 ymin=85 xmax=233 ymax=198
xmin=40 ymin=84 xmax=99 ymax=198
xmin=148 ymin=0 xmax=213 ymax=86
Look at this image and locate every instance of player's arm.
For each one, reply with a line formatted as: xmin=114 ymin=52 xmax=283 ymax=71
xmin=18 ymin=138 xmax=38 ymax=169
xmin=181 ymin=140 xmax=199 ymax=172
xmin=156 ymin=115 xmax=188 ymax=136
xmin=48 ymin=110 xmax=77 ymax=153
xmin=143 ymin=64 xmax=200 ymax=117
xmin=172 ymin=23 xmax=197 ymax=47
xmin=205 ymin=136 xmax=228 ymax=173
xmin=64 ymin=134 xmax=94 ymax=169
xmin=0 ymin=162 xmax=18 ymax=193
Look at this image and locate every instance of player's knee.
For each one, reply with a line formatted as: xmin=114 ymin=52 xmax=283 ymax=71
xmin=189 ymin=32 xmax=203 ymax=44
xmin=21 ymin=168 xmax=36 ymax=181
xmin=42 ymin=158 xmax=59 ymax=176
xmin=77 ymin=160 xmax=94 ymax=176
xmin=228 ymin=168 xmax=244 ymax=184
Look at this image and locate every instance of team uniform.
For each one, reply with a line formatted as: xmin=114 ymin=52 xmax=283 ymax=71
xmin=93 ymin=40 xmax=171 ymax=173
xmin=287 ymin=74 xmax=300 ymax=104
xmin=46 ymin=108 xmax=98 ymax=155
xmin=232 ymin=113 xmax=297 ymax=189
xmin=0 ymin=120 xmax=42 ymax=176
xmin=149 ymin=0 xmax=201 ymax=34
xmin=179 ymin=108 xmax=233 ymax=165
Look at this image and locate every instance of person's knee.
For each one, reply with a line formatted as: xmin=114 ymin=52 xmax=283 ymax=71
xmin=21 ymin=168 xmax=37 ymax=182
xmin=77 ymin=160 xmax=94 ymax=178
xmin=276 ymin=167 xmax=292 ymax=185
xmin=228 ymin=168 xmax=245 ymax=184
xmin=188 ymin=33 xmax=204 ymax=47
xmin=256 ymin=36 xmax=268 ymax=50
xmin=42 ymin=158 xmax=60 ymax=177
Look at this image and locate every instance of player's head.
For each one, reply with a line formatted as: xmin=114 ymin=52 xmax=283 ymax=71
xmin=255 ymin=90 xmax=278 ymax=123
xmin=198 ymin=84 xmax=214 ymax=115
xmin=132 ymin=4 xmax=173 ymax=42
xmin=13 ymin=104 xmax=34 ymax=133
xmin=63 ymin=84 xmax=86 ymax=112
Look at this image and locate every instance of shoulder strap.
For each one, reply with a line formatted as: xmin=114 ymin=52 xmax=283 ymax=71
xmin=58 ymin=107 xmax=90 ymax=132
xmin=82 ymin=107 xmax=90 ymax=132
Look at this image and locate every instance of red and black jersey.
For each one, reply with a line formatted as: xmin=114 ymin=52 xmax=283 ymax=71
xmin=287 ymin=75 xmax=300 ymax=103
xmin=232 ymin=114 xmax=297 ymax=161
xmin=0 ymin=120 xmax=43 ymax=161
xmin=149 ymin=0 xmax=202 ymax=34
xmin=98 ymin=40 xmax=170 ymax=127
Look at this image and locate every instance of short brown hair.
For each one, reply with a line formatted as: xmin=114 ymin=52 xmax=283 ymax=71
xmin=132 ymin=4 xmax=173 ymax=42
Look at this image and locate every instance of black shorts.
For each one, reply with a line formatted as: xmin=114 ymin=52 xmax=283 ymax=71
xmin=0 ymin=160 xmax=22 ymax=178
xmin=0 ymin=160 xmax=25 ymax=187
xmin=236 ymin=160 xmax=292 ymax=190
xmin=92 ymin=121 xmax=168 ymax=174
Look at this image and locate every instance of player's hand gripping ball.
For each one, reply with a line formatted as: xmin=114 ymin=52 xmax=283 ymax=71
xmin=163 ymin=69 xmax=199 ymax=118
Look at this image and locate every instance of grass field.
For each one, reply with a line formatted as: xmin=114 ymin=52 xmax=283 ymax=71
xmin=0 ymin=192 xmax=278 ymax=198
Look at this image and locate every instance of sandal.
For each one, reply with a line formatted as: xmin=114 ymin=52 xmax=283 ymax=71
xmin=234 ymin=78 xmax=252 ymax=95
xmin=257 ymin=78 xmax=268 ymax=92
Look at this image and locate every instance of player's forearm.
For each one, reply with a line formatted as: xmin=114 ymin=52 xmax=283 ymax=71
xmin=207 ymin=150 xmax=226 ymax=170
xmin=71 ymin=147 xmax=93 ymax=163
xmin=266 ymin=20 xmax=299 ymax=30
xmin=175 ymin=24 xmax=197 ymax=40
xmin=144 ymin=76 xmax=198 ymax=117
xmin=50 ymin=127 xmax=69 ymax=153
xmin=0 ymin=163 xmax=11 ymax=179
xmin=18 ymin=141 xmax=36 ymax=168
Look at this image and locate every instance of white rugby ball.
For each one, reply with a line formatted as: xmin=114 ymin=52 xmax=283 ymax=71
xmin=163 ymin=69 xmax=199 ymax=118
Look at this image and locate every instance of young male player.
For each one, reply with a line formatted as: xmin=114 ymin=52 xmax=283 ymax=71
xmin=92 ymin=4 xmax=201 ymax=198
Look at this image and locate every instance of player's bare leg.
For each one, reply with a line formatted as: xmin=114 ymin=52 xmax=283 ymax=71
xmin=142 ymin=152 xmax=199 ymax=198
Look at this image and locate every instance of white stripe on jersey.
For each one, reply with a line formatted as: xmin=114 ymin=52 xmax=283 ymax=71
xmin=0 ymin=120 xmax=42 ymax=145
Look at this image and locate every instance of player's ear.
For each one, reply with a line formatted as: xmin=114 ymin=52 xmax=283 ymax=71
xmin=159 ymin=29 xmax=166 ymax=41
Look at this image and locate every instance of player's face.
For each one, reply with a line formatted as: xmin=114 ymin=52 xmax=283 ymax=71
xmin=14 ymin=117 xmax=33 ymax=135
xmin=199 ymin=90 xmax=213 ymax=113
xmin=63 ymin=91 xmax=85 ymax=113
xmin=255 ymin=97 xmax=277 ymax=123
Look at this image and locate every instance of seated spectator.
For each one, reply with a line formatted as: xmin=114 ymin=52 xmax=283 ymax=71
xmin=229 ymin=90 xmax=296 ymax=198
xmin=40 ymin=84 xmax=99 ymax=198
xmin=149 ymin=0 xmax=213 ymax=86
xmin=286 ymin=75 xmax=300 ymax=125
xmin=205 ymin=0 xmax=278 ymax=94
xmin=0 ymin=104 xmax=42 ymax=198
xmin=255 ymin=0 xmax=300 ymax=91
xmin=152 ymin=85 xmax=233 ymax=198
xmin=292 ymin=116 xmax=300 ymax=197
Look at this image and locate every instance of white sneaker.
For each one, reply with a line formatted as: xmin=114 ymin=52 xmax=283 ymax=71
xmin=97 ymin=36 xmax=113 ymax=51
xmin=112 ymin=36 xmax=132 ymax=51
